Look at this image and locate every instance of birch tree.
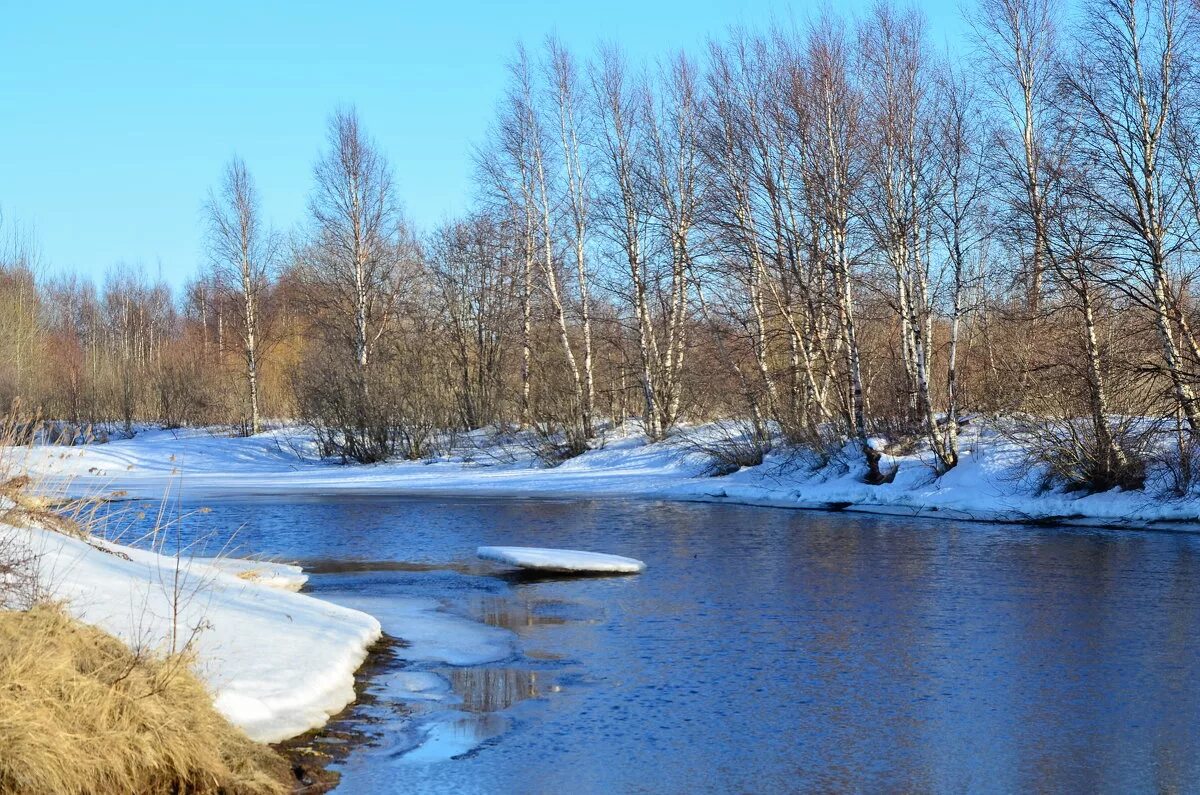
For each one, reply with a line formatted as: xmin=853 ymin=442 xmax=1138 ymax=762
xmin=300 ymin=108 xmax=408 ymax=460
xmin=972 ymin=0 xmax=1061 ymax=311
xmin=930 ymin=66 xmax=989 ymax=471
xmin=1064 ymin=0 xmax=1200 ymax=433
xmin=802 ymin=16 xmax=883 ymax=481
xmin=547 ymin=37 xmax=598 ymax=436
xmin=704 ymin=35 xmax=790 ymax=436
xmin=478 ymin=46 xmax=593 ymax=445
xmin=859 ymin=3 xmax=954 ymax=468
xmin=205 ymin=157 xmax=277 ymax=435
xmin=475 ymin=72 xmax=537 ymax=427
xmin=594 ymin=48 xmax=659 ymax=438
xmin=593 ymin=48 xmax=695 ymax=439
xmin=642 ymin=53 xmax=700 ymax=435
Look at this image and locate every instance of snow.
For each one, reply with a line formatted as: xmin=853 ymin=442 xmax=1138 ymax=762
xmin=9 ymin=523 xmax=380 ymax=743
xmin=8 ymin=421 xmax=1200 ymax=531
xmin=477 ymin=545 xmax=646 ymax=573
xmin=192 ymin=557 xmax=308 ymax=591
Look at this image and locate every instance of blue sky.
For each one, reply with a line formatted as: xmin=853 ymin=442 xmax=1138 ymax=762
xmin=0 ymin=0 xmax=967 ymax=287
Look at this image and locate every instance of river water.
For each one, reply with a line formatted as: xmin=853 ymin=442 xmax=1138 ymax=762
xmin=106 ymin=496 xmax=1200 ymax=793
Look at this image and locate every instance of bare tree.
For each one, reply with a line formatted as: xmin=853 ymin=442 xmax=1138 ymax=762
xmin=930 ymin=65 xmax=990 ymax=470
xmin=859 ymin=2 xmax=943 ymax=454
xmin=479 ymin=45 xmax=593 ymax=445
xmin=972 ymin=0 xmax=1061 ymax=310
xmin=205 ymin=157 xmax=277 ymax=434
xmin=1063 ymin=0 xmax=1200 ymax=432
xmin=0 ymin=210 xmax=44 ymax=408
xmin=304 ymin=109 xmax=404 ymax=398
xmin=475 ymin=69 xmax=538 ymax=428
xmin=802 ymin=16 xmax=882 ymax=480
xmin=429 ymin=213 xmax=518 ymax=428
xmin=593 ymin=47 xmax=659 ymax=437
xmin=703 ymin=33 xmax=787 ymax=437
xmin=592 ymin=47 xmax=696 ymax=440
xmin=298 ymin=107 xmax=411 ymax=460
xmin=642 ymin=53 xmax=701 ymax=435
xmin=547 ymin=37 xmax=598 ymax=436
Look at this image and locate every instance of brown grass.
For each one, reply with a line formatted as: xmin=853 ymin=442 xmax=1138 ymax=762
xmin=0 ymin=604 xmax=291 ymax=795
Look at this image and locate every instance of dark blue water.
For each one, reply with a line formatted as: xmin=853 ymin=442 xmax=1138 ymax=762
xmin=105 ymin=497 xmax=1200 ymax=793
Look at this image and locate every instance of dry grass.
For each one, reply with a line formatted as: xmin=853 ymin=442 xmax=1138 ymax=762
xmin=0 ymin=604 xmax=291 ymax=795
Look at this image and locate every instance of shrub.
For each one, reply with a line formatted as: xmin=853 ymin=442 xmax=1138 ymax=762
xmin=682 ymin=419 xmax=772 ymax=477
xmin=1007 ymin=415 xmax=1147 ymax=493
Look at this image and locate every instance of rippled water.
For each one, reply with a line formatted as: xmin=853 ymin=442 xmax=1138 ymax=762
xmin=107 ymin=496 xmax=1200 ymax=793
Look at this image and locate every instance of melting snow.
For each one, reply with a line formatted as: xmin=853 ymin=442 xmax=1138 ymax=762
xmin=11 ymin=524 xmax=380 ymax=743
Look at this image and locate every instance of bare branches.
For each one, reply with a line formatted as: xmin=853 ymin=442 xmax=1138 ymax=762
xmin=204 ymin=158 xmax=277 ymax=435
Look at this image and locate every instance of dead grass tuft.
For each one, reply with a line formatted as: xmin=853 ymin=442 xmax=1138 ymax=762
xmin=0 ymin=604 xmax=290 ymax=795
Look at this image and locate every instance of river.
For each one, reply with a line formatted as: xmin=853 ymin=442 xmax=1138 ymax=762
xmin=106 ymin=495 xmax=1200 ymax=793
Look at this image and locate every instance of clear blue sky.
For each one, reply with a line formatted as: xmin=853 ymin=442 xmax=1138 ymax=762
xmin=0 ymin=0 xmax=967 ymax=288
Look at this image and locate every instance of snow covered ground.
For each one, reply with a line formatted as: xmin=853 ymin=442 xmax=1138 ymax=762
xmin=4 ymin=520 xmax=381 ymax=743
xmin=6 ymin=421 xmax=1200 ymax=531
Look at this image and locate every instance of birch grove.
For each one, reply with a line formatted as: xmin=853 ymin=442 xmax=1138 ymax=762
xmin=7 ymin=0 xmax=1200 ymax=491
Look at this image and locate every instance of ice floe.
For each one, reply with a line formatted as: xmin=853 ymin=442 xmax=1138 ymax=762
xmin=477 ymin=545 xmax=646 ymax=573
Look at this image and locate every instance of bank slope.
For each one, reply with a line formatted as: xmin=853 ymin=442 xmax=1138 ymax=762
xmin=12 ymin=522 xmax=381 ymax=743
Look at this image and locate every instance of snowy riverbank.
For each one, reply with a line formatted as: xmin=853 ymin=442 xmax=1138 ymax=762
xmin=4 ymin=520 xmax=381 ymax=743
xmin=9 ymin=421 xmax=1200 ymax=531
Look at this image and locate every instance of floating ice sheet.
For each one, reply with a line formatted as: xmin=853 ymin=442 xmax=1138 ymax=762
xmin=477 ymin=545 xmax=646 ymax=573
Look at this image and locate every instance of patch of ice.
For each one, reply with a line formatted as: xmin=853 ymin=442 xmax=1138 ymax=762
xmin=320 ymin=593 xmax=514 ymax=667
xmin=378 ymin=670 xmax=451 ymax=701
xmin=401 ymin=713 xmax=510 ymax=764
xmin=477 ymin=545 xmax=646 ymax=573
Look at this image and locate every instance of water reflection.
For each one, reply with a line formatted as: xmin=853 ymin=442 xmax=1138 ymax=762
xmin=299 ymin=559 xmax=470 ymax=575
xmin=444 ymin=668 xmax=545 ymax=713
xmin=470 ymin=595 xmax=599 ymax=632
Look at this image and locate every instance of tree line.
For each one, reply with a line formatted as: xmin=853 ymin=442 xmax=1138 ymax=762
xmin=4 ymin=0 xmax=1200 ymax=492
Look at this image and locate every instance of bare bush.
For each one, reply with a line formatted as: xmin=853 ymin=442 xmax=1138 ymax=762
xmin=1007 ymin=415 xmax=1148 ymax=493
xmin=681 ymin=419 xmax=773 ymax=477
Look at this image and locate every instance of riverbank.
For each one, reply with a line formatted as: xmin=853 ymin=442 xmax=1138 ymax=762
xmin=1 ymin=517 xmax=382 ymax=744
xmin=0 ymin=603 xmax=301 ymax=795
xmin=10 ymin=421 xmax=1200 ymax=531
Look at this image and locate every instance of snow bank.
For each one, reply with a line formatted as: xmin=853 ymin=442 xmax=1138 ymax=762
xmin=478 ymin=545 xmax=646 ymax=573
xmin=15 ymin=524 xmax=380 ymax=743
xmin=9 ymin=421 xmax=1200 ymax=530
xmin=191 ymin=557 xmax=308 ymax=591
